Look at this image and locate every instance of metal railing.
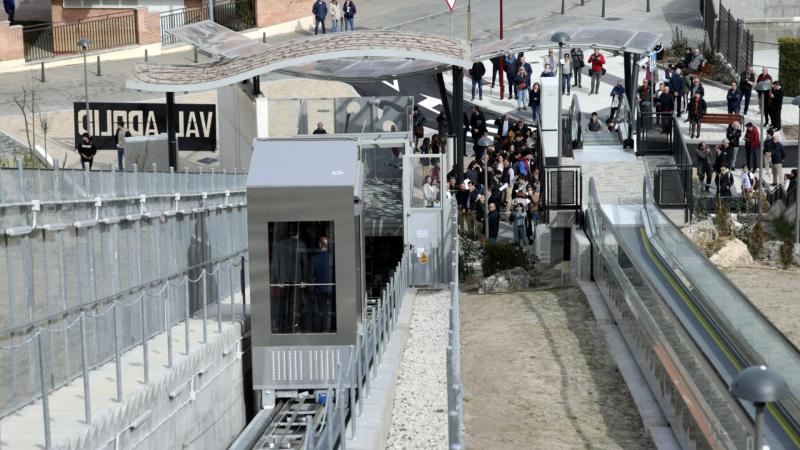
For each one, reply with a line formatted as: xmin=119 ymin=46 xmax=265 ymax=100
xmin=544 ymin=166 xmax=583 ymax=225
xmin=160 ymin=0 xmax=256 ymax=45
xmin=0 ymin=163 xmax=249 ymax=448
xmin=301 ymin=252 xmax=411 ymax=450
xmin=446 ymin=198 xmax=463 ymax=450
xmin=586 ymin=177 xmax=754 ymax=449
xmin=22 ymin=11 xmax=138 ymax=62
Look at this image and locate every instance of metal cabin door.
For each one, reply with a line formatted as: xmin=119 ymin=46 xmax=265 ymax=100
xmin=403 ymin=153 xmax=445 ymax=286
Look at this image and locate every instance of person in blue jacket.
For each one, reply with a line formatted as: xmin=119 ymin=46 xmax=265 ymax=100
xmin=668 ymin=68 xmax=685 ymax=117
xmin=3 ymin=0 xmax=14 ymax=25
xmin=609 ymin=80 xmax=625 ymax=120
xmin=726 ymin=81 xmax=742 ymax=114
xmin=312 ymin=0 xmax=328 ymax=35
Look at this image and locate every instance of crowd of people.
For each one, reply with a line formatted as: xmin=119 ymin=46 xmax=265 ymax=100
xmin=414 ymin=102 xmax=545 ymax=246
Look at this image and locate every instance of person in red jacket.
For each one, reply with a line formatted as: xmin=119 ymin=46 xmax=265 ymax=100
xmin=587 ymin=49 xmax=606 ymax=95
xmin=743 ymin=122 xmax=761 ymax=173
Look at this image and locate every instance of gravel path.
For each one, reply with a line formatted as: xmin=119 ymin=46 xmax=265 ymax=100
xmin=722 ymin=267 xmax=800 ymax=349
xmin=386 ymin=289 xmax=449 ymax=450
xmin=460 ymin=288 xmax=654 ymax=450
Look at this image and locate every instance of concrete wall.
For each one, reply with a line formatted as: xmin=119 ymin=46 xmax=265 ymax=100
xmin=64 ymin=324 xmax=246 ymax=450
xmin=218 ymin=83 xmax=265 ymax=171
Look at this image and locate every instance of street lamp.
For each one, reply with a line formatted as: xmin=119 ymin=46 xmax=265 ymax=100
xmin=77 ymin=38 xmax=92 ymax=139
xmin=755 ymin=80 xmax=772 ymax=220
xmin=731 ymin=365 xmax=788 ymax=450
xmin=551 ymin=31 xmax=571 ymax=167
xmin=792 ymin=96 xmax=800 ymax=244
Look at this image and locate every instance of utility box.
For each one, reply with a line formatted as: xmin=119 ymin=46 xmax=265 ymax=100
xmin=246 ymin=137 xmax=364 ymax=395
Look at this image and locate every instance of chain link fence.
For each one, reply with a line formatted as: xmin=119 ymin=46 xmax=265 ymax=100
xmin=0 ymin=163 xmax=249 ymax=447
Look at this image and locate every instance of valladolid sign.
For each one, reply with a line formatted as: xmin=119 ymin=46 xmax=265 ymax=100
xmin=73 ymin=102 xmax=217 ymax=151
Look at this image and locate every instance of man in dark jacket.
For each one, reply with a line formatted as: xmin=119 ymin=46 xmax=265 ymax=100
xmin=739 ymin=66 xmax=755 ymax=115
xmin=490 ymin=56 xmax=501 ymax=88
xmin=726 ymin=81 xmax=742 ymax=114
xmin=469 ymin=106 xmax=487 ymax=142
xmin=487 ymin=202 xmax=500 ymax=243
xmin=312 ymin=0 xmax=328 ymax=35
xmin=77 ymin=133 xmax=97 ymax=170
xmin=767 ymin=132 xmax=786 ymax=185
xmin=470 ymin=61 xmax=486 ymax=101
xmin=668 ymin=68 xmax=684 ymax=116
xmin=570 ymin=48 xmax=584 ymax=87
xmin=657 ymin=86 xmax=674 ymax=133
xmin=767 ymin=81 xmax=784 ymax=131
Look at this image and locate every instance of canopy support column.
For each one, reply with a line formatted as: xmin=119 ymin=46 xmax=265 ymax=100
xmin=166 ymin=92 xmax=177 ymax=170
xmin=623 ymin=51 xmax=635 ymax=110
xmin=452 ymin=66 xmax=464 ymax=184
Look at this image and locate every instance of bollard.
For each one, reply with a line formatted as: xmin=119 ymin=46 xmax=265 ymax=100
xmin=96 ymin=55 xmax=101 ymax=76
xmin=193 ymin=46 xmax=198 ymax=63
xmin=145 ymin=49 xmax=149 ymax=62
xmin=40 ymin=61 xmax=45 ymax=82
xmin=262 ymin=32 xmax=266 ymax=43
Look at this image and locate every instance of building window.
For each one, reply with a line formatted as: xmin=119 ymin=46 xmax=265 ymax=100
xmin=268 ymin=221 xmax=336 ymax=334
xmin=62 ymin=0 xmax=138 ymax=9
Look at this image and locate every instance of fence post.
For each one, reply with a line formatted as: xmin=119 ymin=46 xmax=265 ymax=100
xmin=113 ymin=301 xmax=123 ymax=402
xmin=349 ymin=345 xmax=357 ymax=439
xmin=202 ymin=268 xmax=208 ymax=344
xmin=140 ymin=292 xmax=150 ymax=384
xmin=229 ymin=263 xmax=235 ymax=323
xmin=165 ymin=286 xmax=173 ymax=368
xmin=184 ymin=275 xmax=191 ymax=355
xmin=215 ymin=266 xmax=222 ymax=333
xmin=37 ymin=331 xmax=52 ymax=450
xmin=304 ymin=416 xmax=314 ymax=449
xmin=80 ymin=312 xmax=92 ymax=424
xmin=240 ymin=255 xmax=247 ymax=318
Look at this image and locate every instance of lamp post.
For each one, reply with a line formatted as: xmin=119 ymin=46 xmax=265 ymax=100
xmin=77 ymin=38 xmax=92 ymax=139
xmin=498 ymin=0 xmax=505 ymax=99
xmin=731 ymin=365 xmax=788 ymax=450
xmin=755 ymin=81 xmax=772 ymax=220
xmin=551 ymin=32 xmax=571 ymax=167
xmin=792 ymin=96 xmax=800 ymax=243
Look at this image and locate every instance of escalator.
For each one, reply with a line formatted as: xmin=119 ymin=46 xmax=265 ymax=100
xmin=586 ymin=177 xmax=800 ymax=450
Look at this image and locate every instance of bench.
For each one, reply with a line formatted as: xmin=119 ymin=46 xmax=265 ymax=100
xmin=701 ymin=113 xmax=743 ymax=125
xmin=698 ymin=63 xmax=715 ymax=78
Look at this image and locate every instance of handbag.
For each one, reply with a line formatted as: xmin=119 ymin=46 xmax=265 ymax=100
xmin=517 ymin=82 xmax=528 ymax=90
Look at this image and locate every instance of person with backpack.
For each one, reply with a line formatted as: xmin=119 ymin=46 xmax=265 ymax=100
xmin=342 ymin=0 xmax=356 ymax=31
xmin=587 ymin=49 xmax=606 ymax=95
xmin=570 ymin=47 xmax=584 ymax=88
xmin=312 ymin=0 xmax=328 ymax=35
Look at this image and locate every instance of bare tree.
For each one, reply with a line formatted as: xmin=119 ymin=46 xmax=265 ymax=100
xmin=12 ymin=73 xmax=40 ymax=158
xmin=39 ymin=112 xmax=49 ymax=162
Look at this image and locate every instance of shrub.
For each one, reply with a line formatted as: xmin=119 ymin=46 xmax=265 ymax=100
xmin=669 ymin=27 xmax=689 ymax=58
xmin=779 ymin=240 xmax=795 ymax=268
xmin=714 ymin=198 xmax=731 ymax=237
xmin=771 ymin=215 xmax=794 ymax=241
xmin=747 ymin=220 xmax=766 ymax=258
xmin=482 ymin=241 xmax=535 ymax=278
xmin=458 ymin=235 xmax=481 ymax=282
xmin=778 ymin=37 xmax=800 ymax=97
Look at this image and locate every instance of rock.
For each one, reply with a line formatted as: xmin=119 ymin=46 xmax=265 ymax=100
xmin=482 ymin=267 xmax=531 ymax=293
xmin=730 ymin=214 xmax=744 ymax=234
xmin=759 ymin=240 xmax=783 ymax=261
xmin=682 ymin=219 xmax=717 ymax=247
xmin=783 ymin=203 xmax=797 ymax=226
xmin=765 ymin=199 xmax=786 ymax=221
xmin=710 ymin=239 xmax=754 ymax=267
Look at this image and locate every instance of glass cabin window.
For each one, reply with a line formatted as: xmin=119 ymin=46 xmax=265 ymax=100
xmin=269 ymin=221 xmax=336 ymax=334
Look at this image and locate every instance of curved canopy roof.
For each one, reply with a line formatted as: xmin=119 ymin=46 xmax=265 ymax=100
xmin=126 ymin=25 xmax=660 ymax=93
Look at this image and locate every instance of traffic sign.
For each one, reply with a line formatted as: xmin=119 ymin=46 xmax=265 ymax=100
xmin=420 ymin=252 xmax=429 ymax=264
xmin=650 ymin=52 xmax=657 ymax=73
xmin=444 ymin=0 xmax=456 ymax=12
